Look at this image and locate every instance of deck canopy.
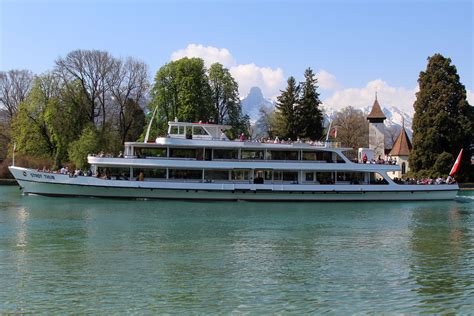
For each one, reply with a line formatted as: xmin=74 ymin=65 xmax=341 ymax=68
xmin=167 ymin=121 xmax=231 ymax=140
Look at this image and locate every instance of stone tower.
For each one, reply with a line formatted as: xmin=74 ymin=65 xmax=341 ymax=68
xmin=367 ymin=95 xmax=386 ymax=160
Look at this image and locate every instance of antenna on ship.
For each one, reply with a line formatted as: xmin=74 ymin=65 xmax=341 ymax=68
xmin=325 ymin=120 xmax=332 ymax=147
xmin=144 ymin=106 xmax=159 ymax=143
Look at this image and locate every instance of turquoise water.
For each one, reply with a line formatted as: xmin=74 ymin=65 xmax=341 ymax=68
xmin=0 ymin=186 xmax=473 ymax=313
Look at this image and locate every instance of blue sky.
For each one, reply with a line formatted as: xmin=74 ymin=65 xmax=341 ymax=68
xmin=1 ymin=0 xmax=472 ymax=112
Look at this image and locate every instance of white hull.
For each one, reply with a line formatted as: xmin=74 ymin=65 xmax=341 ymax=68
xmin=9 ymin=167 xmax=459 ymax=201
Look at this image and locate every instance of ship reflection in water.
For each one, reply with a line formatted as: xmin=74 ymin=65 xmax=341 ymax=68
xmin=0 ymin=186 xmax=472 ymax=313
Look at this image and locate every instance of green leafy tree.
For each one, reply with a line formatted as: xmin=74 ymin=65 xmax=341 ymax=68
xmin=11 ymin=75 xmax=90 ymax=167
xmin=209 ymin=63 xmax=240 ymax=124
xmin=275 ymin=76 xmax=300 ymax=140
xmin=150 ymin=58 xmax=212 ymax=134
xmin=68 ymin=125 xmax=100 ymax=170
xmin=409 ymin=54 xmax=473 ymax=180
xmin=296 ymin=68 xmax=324 ymax=140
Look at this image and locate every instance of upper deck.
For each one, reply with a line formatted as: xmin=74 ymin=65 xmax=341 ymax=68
xmin=126 ymin=120 xmax=349 ymax=152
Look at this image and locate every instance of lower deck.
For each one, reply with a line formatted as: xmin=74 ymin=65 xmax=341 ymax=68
xmin=10 ymin=167 xmax=459 ymax=201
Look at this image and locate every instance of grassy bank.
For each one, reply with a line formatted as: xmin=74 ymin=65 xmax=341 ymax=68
xmin=0 ymin=179 xmax=18 ymax=185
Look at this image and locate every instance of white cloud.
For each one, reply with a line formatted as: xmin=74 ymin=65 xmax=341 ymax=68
xmin=170 ymin=44 xmax=286 ymax=99
xmin=171 ymin=44 xmax=235 ymax=68
xmin=322 ymin=79 xmax=418 ymax=115
xmin=467 ymin=90 xmax=473 ymax=105
xmin=316 ymin=70 xmax=341 ymax=90
xmin=230 ymin=64 xmax=285 ymax=100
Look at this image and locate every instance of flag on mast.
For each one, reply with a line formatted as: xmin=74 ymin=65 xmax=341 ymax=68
xmin=449 ymin=149 xmax=463 ymax=176
xmin=329 ymin=127 xmax=337 ymax=138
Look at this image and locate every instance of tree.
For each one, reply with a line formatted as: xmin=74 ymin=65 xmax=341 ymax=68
xmin=68 ymin=125 xmax=100 ymax=170
xmin=0 ymin=69 xmax=34 ymax=158
xmin=255 ymin=104 xmax=277 ymax=138
xmin=275 ymin=76 xmax=300 ymax=140
xmin=333 ymin=106 xmax=368 ymax=149
xmin=409 ymin=54 xmax=473 ymax=180
xmin=120 ymin=98 xmax=145 ymax=143
xmin=55 ymin=50 xmax=115 ymax=128
xmin=150 ymin=58 xmax=212 ymax=134
xmin=209 ymin=63 xmax=240 ymax=124
xmin=11 ymin=74 xmax=91 ymax=167
xmin=0 ymin=69 xmax=34 ymax=121
xmin=108 ymin=57 xmax=149 ymax=143
xmin=296 ymin=68 xmax=324 ymax=140
xmin=55 ymin=50 xmax=149 ymax=136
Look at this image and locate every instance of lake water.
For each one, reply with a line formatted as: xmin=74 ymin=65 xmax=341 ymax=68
xmin=0 ymin=185 xmax=473 ymax=313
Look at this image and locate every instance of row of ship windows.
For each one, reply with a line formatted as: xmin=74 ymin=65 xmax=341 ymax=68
xmin=132 ymin=148 xmax=346 ymax=163
xmin=96 ymin=168 xmax=387 ymax=185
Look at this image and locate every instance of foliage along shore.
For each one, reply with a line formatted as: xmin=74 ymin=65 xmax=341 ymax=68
xmin=1 ymin=50 xmax=473 ymax=181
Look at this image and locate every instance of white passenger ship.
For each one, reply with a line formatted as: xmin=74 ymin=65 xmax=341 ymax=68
xmin=9 ymin=120 xmax=458 ymax=201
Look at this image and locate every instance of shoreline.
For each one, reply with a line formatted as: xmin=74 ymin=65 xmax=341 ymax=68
xmin=0 ymin=179 xmax=17 ymax=185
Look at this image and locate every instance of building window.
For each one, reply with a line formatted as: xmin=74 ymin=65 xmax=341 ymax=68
xmin=401 ymin=162 xmax=406 ymax=175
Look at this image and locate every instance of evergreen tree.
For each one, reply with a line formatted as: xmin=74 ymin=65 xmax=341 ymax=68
xmin=297 ymin=68 xmax=324 ymax=140
xmin=275 ymin=77 xmax=300 ymax=140
xmin=409 ymin=54 xmax=473 ymax=180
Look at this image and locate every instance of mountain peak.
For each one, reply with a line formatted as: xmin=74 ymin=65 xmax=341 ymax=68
xmin=241 ymin=86 xmax=274 ymax=121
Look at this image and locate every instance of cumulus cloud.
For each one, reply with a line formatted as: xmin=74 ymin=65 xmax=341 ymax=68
xmin=467 ymin=90 xmax=473 ymax=105
xmin=322 ymin=79 xmax=418 ymax=114
xmin=171 ymin=44 xmax=236 ymax=68
xmin=230 ymin=64 xmax=285 ymax=100
xmin=170 ymin=44 xmax=286 ymax=99
xmin=316 ymin=70 xmax=341 ymax=90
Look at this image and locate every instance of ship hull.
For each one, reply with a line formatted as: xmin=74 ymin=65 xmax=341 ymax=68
xmin=9 ymin=167 xmax=459 ymax=201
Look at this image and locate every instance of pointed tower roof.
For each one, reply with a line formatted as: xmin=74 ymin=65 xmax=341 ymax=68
xmin=389 ymin=127 xmax=412 ymax=156
xmin=367 ymin=95 xmax=386 ymax=120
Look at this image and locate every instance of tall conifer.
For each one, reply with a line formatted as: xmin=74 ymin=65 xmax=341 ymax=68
xmin=409 ymin=54 xmax=473 ymax=179
xmin=275 ymin=77 xmax=300 ymax=140
xmin=297 ymin=68 xmax=324 ymax=140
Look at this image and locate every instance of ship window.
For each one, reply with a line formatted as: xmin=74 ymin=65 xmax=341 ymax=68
xmin=369 ymin=173 xmax=389 ymax=185
xmin=99 ymin=167 xmax=130 ymax=180
xmin=213 ymin=149 xmax=238 ymax=160
xmin=316 ymin=172 xmax=333 ymax=184
xmin=302 ymin=151 xmax=332 ymax=162
xmin=142 ymin=168 xmax=166 ymax=179
xmin=336 ymin=172 xmax=364 ymax=184
xmin=141 ymin=148 xmax=167 ymax=157
xmin=170 ymin=126 xmax=179 ymax=134
xmin=254 ymin=170 xmax=272 ymax=181
xmin=232 ymin=170 xmax=250 ymax=181
xmin=283 ymin=171 xmax=298 ymax=182
xmin=193 ymin=126 xmax=208 ymax=136
xmin=169 ymin=148 xmax=196 ymax=159
xmin=241 ymin=150 xmax=264 ymax=160
xmin=205 ymin=170 xmax=229 ymax=181
xmin=267 ymin=150 xmax=298 ymax=160
xmin=274 ymin=171 xmax=298 ymax=182
xmin=305 ymin=172 xmax=315 ymax=182
xmin=168 ymin=169 xmax=202 ymax=180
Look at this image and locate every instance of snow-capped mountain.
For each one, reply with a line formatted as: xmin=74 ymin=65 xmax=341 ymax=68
xmin=241 ymin=86 xmax=414 ymax=147
xmin=241 ymin=87 xmax=274 ymax=122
